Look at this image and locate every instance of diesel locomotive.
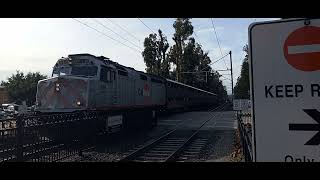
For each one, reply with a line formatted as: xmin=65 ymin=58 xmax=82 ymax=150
xmin=35 ymin=54 xmax=218 ymax=129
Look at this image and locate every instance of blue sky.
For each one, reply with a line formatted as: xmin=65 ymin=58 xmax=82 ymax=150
xmin=0 ymin=18 xmax=278 ymax=94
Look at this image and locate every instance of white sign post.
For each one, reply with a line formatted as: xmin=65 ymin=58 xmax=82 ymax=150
xmin=249 ymin=18 xmax=320 ymax=162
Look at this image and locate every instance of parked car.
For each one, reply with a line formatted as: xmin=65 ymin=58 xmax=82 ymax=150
xmin=2 ymin=103 xmax=19 ymax=116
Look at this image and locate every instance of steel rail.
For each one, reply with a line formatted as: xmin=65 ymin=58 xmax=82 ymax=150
xmin=119 ymin=103 xmax=227 ymax=162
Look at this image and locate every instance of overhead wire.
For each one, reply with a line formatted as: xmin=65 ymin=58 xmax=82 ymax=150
xmin=210 ymin=18 xmax=228 ymax=69
xmin=72 ymin=18 xmax=141 ymax=54
xmin=91 ymin=18 xmax=142 ymax=51
xmin=106 ymin=18 xmax=141 ymax=44
xmin=200 ymin=52 xmax=229 ymax=72
xmin=138 ymin=18 xmax=156 ymax=34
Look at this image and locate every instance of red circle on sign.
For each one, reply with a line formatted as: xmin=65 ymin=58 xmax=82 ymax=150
xmin=283 ymin=26 xmax=320 ymax=71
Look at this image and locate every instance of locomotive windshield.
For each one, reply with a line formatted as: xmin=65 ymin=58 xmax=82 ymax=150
xmin=52 ymin=65 xmax=98 ymax=77
xmin=52 ymin=66 xmax=71 ymax=77
xmin=71 ymin=66 xmax=98 ymax=77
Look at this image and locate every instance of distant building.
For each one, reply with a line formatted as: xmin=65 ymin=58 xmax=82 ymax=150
xmin=0 ymin=86 xmax=9 ymax=105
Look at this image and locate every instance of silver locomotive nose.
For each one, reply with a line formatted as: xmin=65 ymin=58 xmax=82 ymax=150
xmin=36 ymin=76 xmax=88 ymax=112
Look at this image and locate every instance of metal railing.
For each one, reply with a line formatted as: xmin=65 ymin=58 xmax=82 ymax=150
xmin=236 ymin=110 xmax=253 ymax=162
xmin=0 ymin=111 xmax=107 ymax=162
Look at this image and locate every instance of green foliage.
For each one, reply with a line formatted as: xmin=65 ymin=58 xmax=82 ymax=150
xmin=172 ymin=18 xmax=194 ymax=81
xmin=142 ymin=29 xmax=170 ymax=78
xmin=1 ymin=71 xmax=47 ymax=106
xmin=142 ymin=33 xmax=158 ymax=74
xmin=234 ymin=45 xmax=250 ymax=99
xmin=142 ymin=18 xmax=228 ymax=103
xmin=158 ymin=30 xmax=170 ymax=78
xmin=173 ymin=18 xmax=194 ymax=42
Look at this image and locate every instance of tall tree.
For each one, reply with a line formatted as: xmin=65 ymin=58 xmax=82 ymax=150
xmin=1 ymin=71 xmax=47 ymax=106
xmin=141 ymin=18 xmax=228 ymax=104
xmin=181 ymin=38 xmax=200 ymax=84
xmin=142 ymin=29 xmax=169 ymax=77
xmin=157 ymin=30 xmax=170 ymax=78
xmin=142 ymin=33 xmax=158 ymax=74
xmin=234 ymin=44 xmax=250 ymax=99
xmin=172 ymin=18 xmax=193 ymax=82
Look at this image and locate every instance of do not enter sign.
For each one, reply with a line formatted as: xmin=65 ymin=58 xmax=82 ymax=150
xmin=283 ymin=26 xmax=320 ymax=71
xmin=249 ymin=19 xmax=320 ymax=162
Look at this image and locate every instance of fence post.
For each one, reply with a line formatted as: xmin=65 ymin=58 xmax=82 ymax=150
xmin=238 ymin=111 xmax=249 ymax=162
xmin=16 ymin=115 xmax=24 ymax=162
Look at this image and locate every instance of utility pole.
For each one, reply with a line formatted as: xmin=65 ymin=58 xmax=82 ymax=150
xmin=229 ymin=51 xmax=234 ymax=101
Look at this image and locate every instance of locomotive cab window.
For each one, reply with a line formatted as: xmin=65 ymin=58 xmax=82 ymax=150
xmin=100 ymin=66 xmax=113 ymax=82
xmin=71 ymin=66 xmax=97 ymax=77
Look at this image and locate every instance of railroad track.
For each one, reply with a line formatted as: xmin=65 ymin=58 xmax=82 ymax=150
xmin=119 ymin=103 xmax=227 ymax=162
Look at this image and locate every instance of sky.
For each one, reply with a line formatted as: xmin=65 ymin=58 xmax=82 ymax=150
xmin=0 ymin=18 xmax=278 ymax=94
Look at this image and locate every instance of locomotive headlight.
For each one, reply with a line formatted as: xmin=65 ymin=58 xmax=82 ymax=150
xmin=55 ymin=83 xmax=60 ymax=91
xmin=76 ymin=101 xmax=81 ymax=106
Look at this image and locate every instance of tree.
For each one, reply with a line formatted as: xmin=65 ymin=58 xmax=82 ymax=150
xmin=1 ymin=71 xmax=47 ymax=106
xmin=157 ymin=30 xmax=170 ymax=78
xmin=141 ymin=18 xmax=228 ymax=104
xmin=234 ymin=45 xmax=250 ymax=99
xmin=181 ymin=38 xmax=200 ymax=84
xmin=172 ymin=18 xmax=194 ymax=81
xmin=142 ymin=33 xmax=158 ymax=74
xmin=142 ymin=29 xmax=170 ymax=77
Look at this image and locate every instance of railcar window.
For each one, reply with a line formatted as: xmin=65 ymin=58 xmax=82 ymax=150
xmin=140 ymin=74 xmax=147 ymax=80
